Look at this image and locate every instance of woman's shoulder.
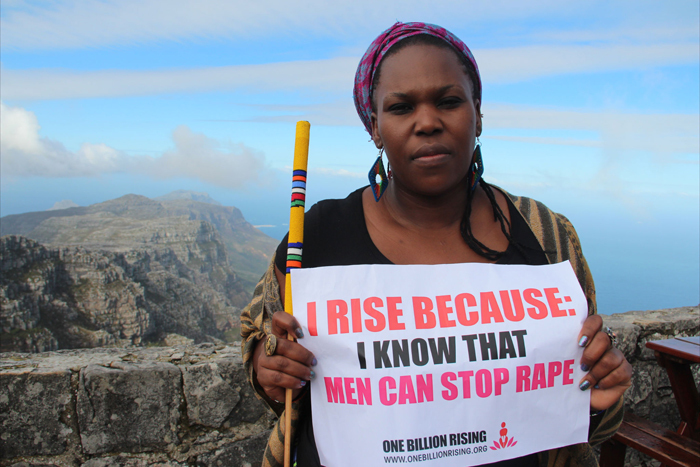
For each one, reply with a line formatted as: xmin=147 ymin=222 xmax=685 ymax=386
xmin=495 ymin=184 xmax=596 ymax=315
xmin=493 ymin=185 xmax=581 ymax=259
xmin=302 ymin=186 xmax=388 ymax=267
xmin=304 ymin=187 xmax=366 ymax=234
xmin=495 ymin=185 xmax=575 ymax=231
xmin=307 ymin=187 xmax=365 ymax=218
xmin=499 ymin=188 xmax=562 ymax=222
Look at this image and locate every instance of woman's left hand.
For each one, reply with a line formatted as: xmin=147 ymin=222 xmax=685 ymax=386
xmin=577 ymin=315 xmax=633 ymax=411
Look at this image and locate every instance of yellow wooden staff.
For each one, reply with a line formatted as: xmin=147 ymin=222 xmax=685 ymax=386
xmin=284 ymin=120 xmax=310 ymax=467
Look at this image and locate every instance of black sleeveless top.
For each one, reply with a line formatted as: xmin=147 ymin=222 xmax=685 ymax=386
xmin=275 ymin=187 xmax=547 ymax=467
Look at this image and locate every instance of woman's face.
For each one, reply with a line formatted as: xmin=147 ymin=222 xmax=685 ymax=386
xmin=371 ymin=44 xmax=481 ymax=198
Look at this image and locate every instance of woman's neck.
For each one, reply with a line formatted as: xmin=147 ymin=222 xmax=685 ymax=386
xmin=379 ymin=180 xmax=471 ymax=232
xmin=361 ymin=180 xmax=511 ymax=265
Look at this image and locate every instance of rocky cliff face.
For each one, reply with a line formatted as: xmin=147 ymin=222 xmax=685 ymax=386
xmin=1 ymin=231 xmax=246 ymax=352
xmin=0 ymin=193 xmax=279 ymax=353
xmin=1 ymin=236 xmax=62 ymax=352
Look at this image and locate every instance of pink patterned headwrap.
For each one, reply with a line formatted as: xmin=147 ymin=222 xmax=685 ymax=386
xmin=353 ymin=22 xmax=481 ymax=135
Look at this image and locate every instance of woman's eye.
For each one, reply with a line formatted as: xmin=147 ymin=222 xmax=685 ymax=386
xmin=439 ymin=97 xmax=463 ymax=108
xmin=388 ymin=103 xmax=412 ymax=114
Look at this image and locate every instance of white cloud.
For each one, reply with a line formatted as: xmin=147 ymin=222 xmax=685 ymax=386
xmin=477 ymin=43 xmax=699 ymax=84
xmin=3 ymin=0 xmax=697 ymax=51
xmin=148 ymin=125 xmax=268 ymax=188
xmin=311 ymin=167 xmax=365 ymax=178
xmin=477 ymin=104 xmax=699 ymax=208
xmin=0 ymin=102 xmax=268 ymax=187
xmin=0 ymin=102 xmax=118 ymax=177
xmin=3 ymin=38 xmax=697 ymax=102
xmin=0 ymin=0 xmax=596 ymax=50
xmin=485 ymin=104 xmax=699 ymax=155
xmin=0 ymin=102 xmax=43 ymax=153
xmin=246 ymin=100 xmax=360 ymax=127
xmin=488 ymin=136 xmax=600 ymax=148
xmin=241 ymin=100 xmax=699 ymax=160
xmin=530 ymin=25 xmax=699 ymax=44
xmin=0 ymin=58 xmax=358 ymax=100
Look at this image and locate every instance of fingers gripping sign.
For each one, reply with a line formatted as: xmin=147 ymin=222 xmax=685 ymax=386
xmin=576 ymin=315 xmax=632 ymax=411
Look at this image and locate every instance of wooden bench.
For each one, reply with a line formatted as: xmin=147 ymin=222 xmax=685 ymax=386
xmin=599 ymin=412 xmax=700 ymax=467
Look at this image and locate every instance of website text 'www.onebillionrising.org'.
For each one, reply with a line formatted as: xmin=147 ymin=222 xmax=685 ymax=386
xmin=384 ymin=446 xmax=488 ymax=463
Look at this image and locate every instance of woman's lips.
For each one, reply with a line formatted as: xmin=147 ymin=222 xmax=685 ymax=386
xmin=412 ymin=144 xmax=451 ymax=164
xmin=412 ymin=144 xmax=451 ymax=159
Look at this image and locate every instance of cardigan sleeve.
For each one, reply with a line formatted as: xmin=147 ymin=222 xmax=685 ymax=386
xmin=552 ymin=212 xmax=597 ymax=318
xmin=240 ymin=254 xmax=286 ymax=416
xmin=549 ymin=213 xmax=623 ymax=449
xmin=504 ymin=189 xmax=623 ymax=466
xmin=240 ymin=254 xmax=305 ymax=467
xmin=504 ymin=190 xmax=596 ymax=315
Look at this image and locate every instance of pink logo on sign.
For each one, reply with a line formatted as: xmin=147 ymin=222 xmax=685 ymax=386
xmin=490 ymin=422 xmax=518 ymax=450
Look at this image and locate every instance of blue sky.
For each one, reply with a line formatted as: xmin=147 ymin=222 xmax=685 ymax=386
xmin=1 ymin=0 xmax=698 ymax=313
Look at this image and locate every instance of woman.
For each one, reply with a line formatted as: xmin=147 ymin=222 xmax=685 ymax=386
xmin=242 ymin=22 xmax=632 ymax=467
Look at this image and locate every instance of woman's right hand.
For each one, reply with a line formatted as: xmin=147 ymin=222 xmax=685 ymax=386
xmin=252 ymin=310 xmax=317 ymax=403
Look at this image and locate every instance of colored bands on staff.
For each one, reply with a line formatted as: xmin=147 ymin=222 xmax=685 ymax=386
xmin=287 ymin=246 xmax=302 ymax=256
xmin=286 ymin=242 xmax=303 ymax=272
xmin=290 ymin=169 xmax=307 ymax=208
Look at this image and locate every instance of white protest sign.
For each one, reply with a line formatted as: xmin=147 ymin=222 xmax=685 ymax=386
xmin=292 ymin=261 xmax=590 ymax=467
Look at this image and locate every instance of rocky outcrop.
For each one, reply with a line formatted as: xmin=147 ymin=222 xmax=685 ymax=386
xmin=48 ymin=200 xmax=80 ymax=211
xmin=603 ymin=306 xmax=699 ymax=466
xmin=1 ymin=232 xmax=247 ymax=352
xmin=0 ymin=306 xmax=697 ymax=466
xmin=1 ymin=192 xmax=280 ymax=353
xmin=154 ymin=190 xmax=222 ymax=206
xmin=0 ymin=344 xmax=273 ymax=466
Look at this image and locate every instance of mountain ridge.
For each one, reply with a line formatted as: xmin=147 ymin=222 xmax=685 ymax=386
xmin=1 ymin=191 xmax=279 ymax=352
xmin=1 ymin=191 xmax=278 ymax=284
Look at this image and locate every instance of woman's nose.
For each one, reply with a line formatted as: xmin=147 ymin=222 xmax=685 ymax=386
xmin=414 ymin=105 xmax=443 ymax=135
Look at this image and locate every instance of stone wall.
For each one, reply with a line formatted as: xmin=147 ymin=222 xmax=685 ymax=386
xmin=1 ymin=306 xmax=698 ymax=467
xmin=1 ymin=345 xmax=273 ymax=466
xmin=604 ymin=305 xmax=699 ymax=466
